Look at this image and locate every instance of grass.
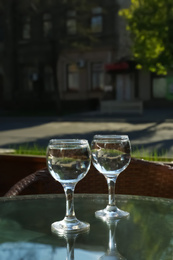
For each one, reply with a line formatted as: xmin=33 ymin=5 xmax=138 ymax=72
xmin=132 ymin=146 xmax=171 ymax=162
xmin=7 ymin=143 xmax=172 ymax=162
xmin=12 ymin=144 xmax=47 ymax=156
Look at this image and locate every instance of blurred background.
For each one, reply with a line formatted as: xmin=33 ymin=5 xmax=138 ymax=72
xmin=0 ymin=0 xmax=173 ymax=159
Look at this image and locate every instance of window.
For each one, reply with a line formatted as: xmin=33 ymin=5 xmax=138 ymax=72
xmin=91 ymin=63 xmax=104 ymax=90
xmin=66 ymin=10 xmax=77 ymax=35
xmin=23 ymin=16 xmax=31 ymax=39
xmin=153 ymin=77 xmax=166 ymax=98
xmin=43 ymin=13 xmax=52 ymax=38
xmin=91 ymin=7 xmax=103 ymax=33
xmin=67 ymin=63 xmax=79 ymax=91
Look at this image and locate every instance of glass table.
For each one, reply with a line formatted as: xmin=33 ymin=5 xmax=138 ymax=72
xmin=0 ymin=194 xmax=172 ymax=260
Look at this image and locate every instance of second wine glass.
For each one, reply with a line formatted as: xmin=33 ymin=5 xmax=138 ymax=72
xmin=91 ymin=135 xmax=131 ymax=219
xmin=47 ymin=139 xmax=91 ymax=234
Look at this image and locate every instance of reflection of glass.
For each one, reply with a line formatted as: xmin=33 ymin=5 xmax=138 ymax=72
xmin=64 ymin=233 xmax=78 ymax=260
xmin=91 ymin=135 xmax=131 ymax=219
xmin=99 ymin=219 xmax=126 ymax=260
xmin=53 ymin=228 xmax=90 ymax=260
xmin=56 ymin=231 xmax=89 ymax=260
xmin=47 ymin=139 xmax=91 ymax=234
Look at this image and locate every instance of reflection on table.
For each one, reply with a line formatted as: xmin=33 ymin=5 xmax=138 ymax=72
xmin=97 ymin=218 xmax=127 ymax=260
xmin=0 ymin=194 xmax=172 ymax=260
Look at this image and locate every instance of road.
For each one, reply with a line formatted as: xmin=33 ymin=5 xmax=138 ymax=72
xmin=0 ymin=108 xmax=173 ymax=158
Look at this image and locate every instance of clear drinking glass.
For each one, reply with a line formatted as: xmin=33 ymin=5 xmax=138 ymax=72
xmin=91 ymin=135 xmax=131 ymax=219
xmin=46 ymin=139 xmax=91 ymax=234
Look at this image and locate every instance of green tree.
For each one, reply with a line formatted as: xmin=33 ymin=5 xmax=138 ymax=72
xmin=119 ymin=0 xmax=173 ymax=75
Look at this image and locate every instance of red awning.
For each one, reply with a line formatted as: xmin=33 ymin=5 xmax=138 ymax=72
xmin=105 ymin=62 xmax=129 ymax=71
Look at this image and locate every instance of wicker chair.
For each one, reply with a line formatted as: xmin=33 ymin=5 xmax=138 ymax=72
xmin=4 ymin=158 xmax=173 ymax=198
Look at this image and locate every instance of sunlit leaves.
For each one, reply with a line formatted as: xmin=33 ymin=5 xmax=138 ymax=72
xmin=119 ymin=0 xmax=173 ymax=75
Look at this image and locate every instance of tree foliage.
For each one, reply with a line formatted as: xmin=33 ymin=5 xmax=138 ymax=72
xmin=119 ymin=0 xmax=173 ymax=75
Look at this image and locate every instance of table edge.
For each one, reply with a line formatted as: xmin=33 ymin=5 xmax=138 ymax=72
xmin=1 ymin=194 xmax=173 ymax=204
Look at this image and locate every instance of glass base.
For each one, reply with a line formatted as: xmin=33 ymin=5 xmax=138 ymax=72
xmin=51 ymin=217 xmax=90 ymax=235
xmin=95 ymin=205 xmax=129 ymax=220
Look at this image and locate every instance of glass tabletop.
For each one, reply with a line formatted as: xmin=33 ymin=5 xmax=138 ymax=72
xmin=0 ymin=194 xmax=172 ymax=260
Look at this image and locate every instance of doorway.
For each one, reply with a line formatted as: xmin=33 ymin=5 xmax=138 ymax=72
xmin=116 ymin=74 xmax=131 ymax=101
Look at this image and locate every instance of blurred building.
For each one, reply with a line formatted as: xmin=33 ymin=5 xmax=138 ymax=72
xmin=0 ymin=0 xmax=172 ymax=114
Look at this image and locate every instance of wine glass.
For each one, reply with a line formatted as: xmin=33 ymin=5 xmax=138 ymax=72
xmin=91 ymin=135 xmax=131 ymax=219
xmin=46 ymin=139 xmax=91 ymax=234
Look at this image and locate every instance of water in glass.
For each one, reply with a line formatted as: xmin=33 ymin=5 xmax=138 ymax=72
xmin=47 ymin=143 xmax=90 ymax=184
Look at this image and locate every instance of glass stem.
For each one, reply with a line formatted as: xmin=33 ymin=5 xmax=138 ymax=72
xmin=107 ymin=177 xmax=117 ymax=207
xmin=64 ymin=185 xmax=76 ymax=219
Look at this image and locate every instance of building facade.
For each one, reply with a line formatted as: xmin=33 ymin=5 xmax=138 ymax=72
xmin=0 ymin=0 xmax=172 ymax=114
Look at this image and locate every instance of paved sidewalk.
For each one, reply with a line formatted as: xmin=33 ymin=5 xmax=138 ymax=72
xmin=62 ymin=108 xmax=173 ymax=122
xmin=0 ymin=108 xmax=173 ymax=158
